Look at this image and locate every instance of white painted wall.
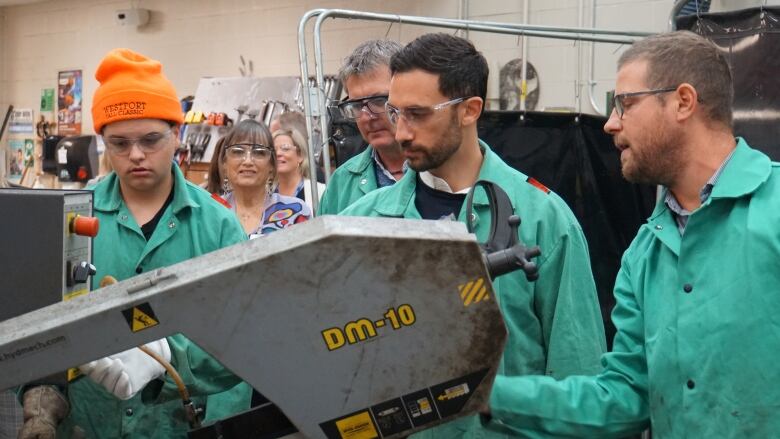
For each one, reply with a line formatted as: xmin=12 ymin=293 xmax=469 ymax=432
xmin=0 ymin=0 xmax=776 ymax=135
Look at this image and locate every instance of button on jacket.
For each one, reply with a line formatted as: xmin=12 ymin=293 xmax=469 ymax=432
xmin=59 ymin=164 xmax=247 ymax=438
xmin=491 ymin=139 xmax=780 ymax=438
xmin=341 ymin=141 xmax=607 ymax=438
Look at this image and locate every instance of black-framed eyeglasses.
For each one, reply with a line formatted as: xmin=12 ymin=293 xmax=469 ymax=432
xmin=103 ymin=128 xmax=173 ymax=156
xmin=225 ymin=144 xmax=273 ymax=162
xmin=612 ymin=87 xmax=677 ymax=119
xmin=385 ymin=97 xmax=467 ymax=128
xmin=337 ymin=94 xmax=389 ymax=120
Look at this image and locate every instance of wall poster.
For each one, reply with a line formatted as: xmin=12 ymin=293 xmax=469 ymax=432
xmin=41 ymin=88 xmax=55 ymax=112
xmin=9 ymin=108 xmax=34 ymax=133
xmin=8 ymin=139 xmax=24 ymax=183
xmin=57 ymin=70 xmax=82 ymax=135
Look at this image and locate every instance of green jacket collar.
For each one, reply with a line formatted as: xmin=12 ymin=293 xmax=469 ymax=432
xmin=93 ymin=164 xmax=199 ymax=214
xmin=372 ymin=140 xmax=495 ymax=217
xmin=647 ymin=138 xmax=772 ymax=255
xmin=709 ymin=137 xmax=772 ymax=200
xmin=648 ymin=138 xmax=771 ymax=222
xmin=345 ymin=145 xmax=375 ymax=175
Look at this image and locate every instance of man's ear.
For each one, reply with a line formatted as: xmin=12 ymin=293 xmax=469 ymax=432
xmin=675 ymin=83 xmax=698 ymax=122
xmin=461 ymin=97 xmax=484 ymax=126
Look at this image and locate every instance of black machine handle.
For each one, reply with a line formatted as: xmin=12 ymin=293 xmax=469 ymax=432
xmin=465 ymin=180 xmax=541 ymax=281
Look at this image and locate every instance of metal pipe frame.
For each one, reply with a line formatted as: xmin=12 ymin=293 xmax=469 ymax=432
xmin=432 ymin=15 xmax=654 ymax=38
xmin=588 ymin=0 xmax=605 ymax=115
xmin=669 ymin=0 xmax=689 ymax=30
xmin=299 ymin=8 xmax=654 ymax=214
xmin=520 ymin=0 xmax=530 ymax=112
xmin=297 ymin=8 xmax=328 ymax=213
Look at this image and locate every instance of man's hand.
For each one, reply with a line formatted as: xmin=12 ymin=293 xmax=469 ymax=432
xmin=18 ymin=385 xmax=69 ymax=439
xmin=79 ymin=338 xmax=170 ymax=400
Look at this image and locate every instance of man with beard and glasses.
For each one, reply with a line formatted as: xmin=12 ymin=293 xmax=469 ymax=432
xmin=340 ymin=33 xmax=607 ymax=438
xmin=486 ymin=31 xmax=780 ymax=438
xmin=318 ymin=40 xmax=407 ymax=215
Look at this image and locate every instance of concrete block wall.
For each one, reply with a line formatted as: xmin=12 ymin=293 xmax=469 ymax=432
xmin=0 ymin=0 xmax=777 ymax=136
xmin=0 ymin=0 xmax=458 ymax=135
xmin=467 ymin=0 xmax=671 ymax=113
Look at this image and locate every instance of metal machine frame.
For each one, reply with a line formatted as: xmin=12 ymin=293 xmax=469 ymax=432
xmin=1 ymin=217 xmax=508 ymax=439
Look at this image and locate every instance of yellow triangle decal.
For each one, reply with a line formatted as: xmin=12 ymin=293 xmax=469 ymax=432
xmin=131 ymin=307 xmax=159 ymax=332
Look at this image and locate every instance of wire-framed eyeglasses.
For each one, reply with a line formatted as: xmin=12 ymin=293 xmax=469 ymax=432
xmin=274 ymin=143 xmax=298 ymax=154
xmin=103 ymin=128 xmax=173 ymax=155
xmin=225 ymin=144 xmax=273 ymax=162
xmin=612 ymin=87 xmax=677 ymax=119
xmin=385 ymin=97 xmax=467 ymax=127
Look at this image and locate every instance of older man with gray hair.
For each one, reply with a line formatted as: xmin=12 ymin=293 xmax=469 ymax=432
xmin=318 ymin=39 xmax=406 ymax=215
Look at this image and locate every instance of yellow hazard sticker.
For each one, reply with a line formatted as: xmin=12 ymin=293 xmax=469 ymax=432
xmin=437 ymin=383 xmax=470 ymax=401
xmin=63 ymin=288 xmax=88 ymax=301
xmin=459 ymin=277 xmax=489 ymax=307
xmin=121 ymin=302 xmax=160 ymax=333
xmin=131 ymin=308 xmax=158 ymax=332
xmin=335 ymin=411 xmax=378 ymax=439
xmin=67 ymin=367 xmax=81 ymax=382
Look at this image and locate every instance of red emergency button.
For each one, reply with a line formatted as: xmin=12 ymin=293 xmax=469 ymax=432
xmin=71 ymin=215 xmax=99 ymax=237
xmin=76 ymin=166 xmax=88 ymax=181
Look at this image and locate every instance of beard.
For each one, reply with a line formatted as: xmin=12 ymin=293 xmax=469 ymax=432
xmin=401 ymin=112 xmax=463 ymax=172
xmin=619 ymin=124 xmax=685 ymax=186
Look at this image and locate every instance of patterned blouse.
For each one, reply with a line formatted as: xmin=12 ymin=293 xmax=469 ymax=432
xmin=221 ymin=191 xmax=311 ymax=238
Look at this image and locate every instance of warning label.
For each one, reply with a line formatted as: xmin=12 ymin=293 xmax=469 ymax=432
xmin=319 ymin=369 xmax=491 ymax=438
xmin=321 ymin=410 xmax=379 ymax=439
xmin=371 ymin=398 xmax=412 ymax=437
xmin=459 ymin=277 xmax=490 ymax=307
xmin=67 ymin=367 xmax=81 ymax=382
xmin=430 ymin=368 xmax=489 ymax=418
xmin=402 ymin=389 xmax=439 ymax=428
xmin=335 ymin=411 xmax=378 ymax=439
xmin=437 ymin=383 xmax=470 ymax=401
xmin=121 ymin=302 xmax=159 ymax=333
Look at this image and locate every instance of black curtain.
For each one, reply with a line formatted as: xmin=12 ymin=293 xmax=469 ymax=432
xmin=478 ymin=111 xmax=656 ymax=347
xmin=678 ymin=6 xmax=780 ymax=160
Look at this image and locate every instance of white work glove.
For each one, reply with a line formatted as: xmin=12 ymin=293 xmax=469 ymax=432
xmin=79 ymin=338 xmax=170 ymax=400
xmin=19 ymin=385 xmax=69 ymax=439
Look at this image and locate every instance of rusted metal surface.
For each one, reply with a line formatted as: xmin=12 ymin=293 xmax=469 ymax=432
xmin=0 ymin=216 xmax=506 ymax=438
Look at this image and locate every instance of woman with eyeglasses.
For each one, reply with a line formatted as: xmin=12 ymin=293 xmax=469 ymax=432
xmin=208 ymin=119 xmax=311 ymax=237
xmin=272 ymin=127 xmax=325 ymax=211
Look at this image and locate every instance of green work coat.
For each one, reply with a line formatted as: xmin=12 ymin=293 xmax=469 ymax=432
xmin=318 ymin=146 xmax=379 ymax=215
xmin=341 ymin=141 xmax=606 ymax=438
xmin=491 ymin=139 xmax=780 ymax=438
xmin=59 ymin=164 xmax=248 ymax=438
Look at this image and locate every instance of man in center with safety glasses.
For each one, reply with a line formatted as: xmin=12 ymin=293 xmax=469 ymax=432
xmin=340 ymin=33 xmax=607 ymax=438
xmin=317 ymin=40 xmax=408 ymax=215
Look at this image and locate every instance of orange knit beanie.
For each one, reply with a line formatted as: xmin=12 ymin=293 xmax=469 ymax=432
xmin=92 ymin=48 xmax=184 ymax=133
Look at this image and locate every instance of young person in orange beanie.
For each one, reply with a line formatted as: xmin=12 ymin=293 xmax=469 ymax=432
xmin=18 ymin=48 xmax=249 ymax=439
